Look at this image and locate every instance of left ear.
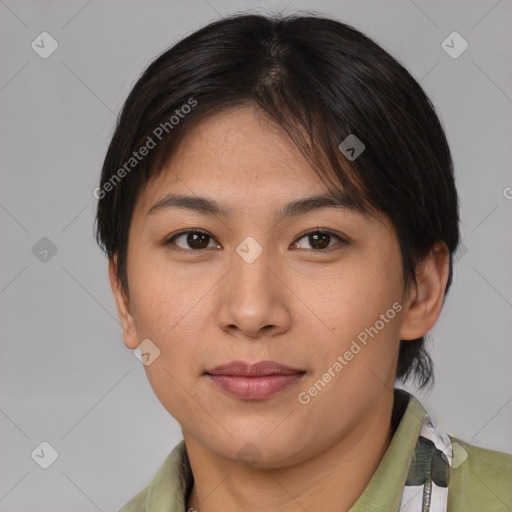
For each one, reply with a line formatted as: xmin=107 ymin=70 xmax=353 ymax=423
xmin=398 ymin=242 xmax=451 ymax=341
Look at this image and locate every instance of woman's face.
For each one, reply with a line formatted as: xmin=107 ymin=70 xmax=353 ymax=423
xmin=116 ymin=104 xmax=412 ymax=467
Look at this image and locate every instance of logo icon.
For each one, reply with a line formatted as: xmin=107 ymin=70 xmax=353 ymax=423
xmin=31 ymin=441 xmax=59 ymax=469
xmin=32 ymin=237 xmax=58 ymax=263
xmin=237 ymin=442 xmax=262 ymax=467
xmin=338 ymin=134 xmax=365 ymax=161
xmin=441 ymin=32 xmax=468 ymax=59
xmin=236 ymin=236 xmax=263 ymax=264
xmin=134 ymin=339 xmax=161 ymax=366
xmin=453 ymin=242 xmax=468 ymax=263
xmin=31 ymin=32 xmax=59 ymax=59
xmin=450 ymin=441 xmax=469 ymax=469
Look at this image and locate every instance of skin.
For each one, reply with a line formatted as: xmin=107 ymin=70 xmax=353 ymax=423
xmin=109 ymin=104 xmax=450 ymax=512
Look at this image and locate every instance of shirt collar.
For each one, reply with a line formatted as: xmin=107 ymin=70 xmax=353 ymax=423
xmin=349 ymin=389 xmax=427 ymax=511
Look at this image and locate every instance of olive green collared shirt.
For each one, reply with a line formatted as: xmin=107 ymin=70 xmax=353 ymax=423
xmin=119 ymin=390 xmax=512 ymax=511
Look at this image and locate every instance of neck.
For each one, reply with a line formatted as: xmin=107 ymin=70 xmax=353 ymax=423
xmin=184 ymin=391 xmax=397 ymax=512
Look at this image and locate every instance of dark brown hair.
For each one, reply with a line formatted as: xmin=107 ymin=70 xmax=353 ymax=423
xmin=94 ymin=12 xmax=460 ymax=389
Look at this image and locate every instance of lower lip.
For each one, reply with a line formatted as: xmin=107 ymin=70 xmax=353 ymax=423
xmin=207 ymin=373 xmax=305 ymax=400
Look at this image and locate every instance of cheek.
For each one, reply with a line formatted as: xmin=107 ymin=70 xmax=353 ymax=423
xmin=127 ymin=247 xmax=201 ymax=337
xmin=128 ymin=264 xmax=208 ymax=415
xmin=127 ymin=253 xmax=213 ymax=376
xmin=300 ymin=260 xmax=400 ymax=332
xmin=301 ymin=254 xmax=404 ymax=375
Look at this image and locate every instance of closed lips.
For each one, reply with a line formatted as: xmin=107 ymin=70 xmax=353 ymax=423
xmin=205 ymin=360 xmax=306 ymax=377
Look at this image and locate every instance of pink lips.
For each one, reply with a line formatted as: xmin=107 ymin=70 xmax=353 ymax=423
xmin=205 ymin=360 xmax=306 ymax=400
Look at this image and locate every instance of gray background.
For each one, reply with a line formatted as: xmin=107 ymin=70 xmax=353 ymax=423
xmin=1 ymin=0 xmax=511 ymax=510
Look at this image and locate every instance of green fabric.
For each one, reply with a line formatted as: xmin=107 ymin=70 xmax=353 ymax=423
xmin=446 ymin=438 xmax=512 ymax=511
xmin=119 ymin=390 xmax=512 ymax=512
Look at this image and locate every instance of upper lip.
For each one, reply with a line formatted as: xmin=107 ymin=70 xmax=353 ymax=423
xmin=205 ymin=360 xmax=305 ymax=376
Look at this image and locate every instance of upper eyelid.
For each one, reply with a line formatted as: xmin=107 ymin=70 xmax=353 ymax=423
xmin=293 ymin=230 xmax=349 ymax=249
xmin=294 ymin=228 xmax=348 ymax=243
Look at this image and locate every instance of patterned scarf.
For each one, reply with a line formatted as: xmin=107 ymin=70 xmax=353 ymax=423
xmin=399 ymin=414 xmax=455 ymax=511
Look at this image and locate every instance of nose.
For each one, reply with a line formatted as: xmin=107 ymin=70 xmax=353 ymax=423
xmin=216 ymin=245 xmax=292 ymax=339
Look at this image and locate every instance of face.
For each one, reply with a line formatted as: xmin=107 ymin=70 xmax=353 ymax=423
xmin=115 ymin=104 xmax=415 ymax=468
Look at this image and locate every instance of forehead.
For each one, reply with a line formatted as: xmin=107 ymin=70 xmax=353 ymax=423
xmin=174 ymin=105 xmax=319 ymax=182
xmin=137 ymin=104 xmax=337 ymax=209
xmin=132 ymin=104 xmax=384 ymax=231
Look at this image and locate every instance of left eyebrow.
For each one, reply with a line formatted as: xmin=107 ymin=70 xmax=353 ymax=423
xmin=147 ymin=193 xmax=232 ymax=217
xmin=274 ymin=192 xmax=369 ymax=221
xmin=147 ymin=191 xmax=370 ymax=221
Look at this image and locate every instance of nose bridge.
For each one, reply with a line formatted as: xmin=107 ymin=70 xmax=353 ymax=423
xmin=231 ymin=235 xmax=276 ymax=298
xmin=216 ymin=235 xmax=289 ymax=337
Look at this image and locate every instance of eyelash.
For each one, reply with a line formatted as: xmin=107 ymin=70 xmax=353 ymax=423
xmin=163 ymin=229 xmax=349 ymax=253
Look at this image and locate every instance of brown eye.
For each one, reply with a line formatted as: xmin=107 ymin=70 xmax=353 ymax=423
xmin=292 ymin=230 xmax=348 ymax=251
xmin=165 ymin=230 xmax=220 ymax=251
xmin=308 ymin=232 xmax=331 ymax=249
